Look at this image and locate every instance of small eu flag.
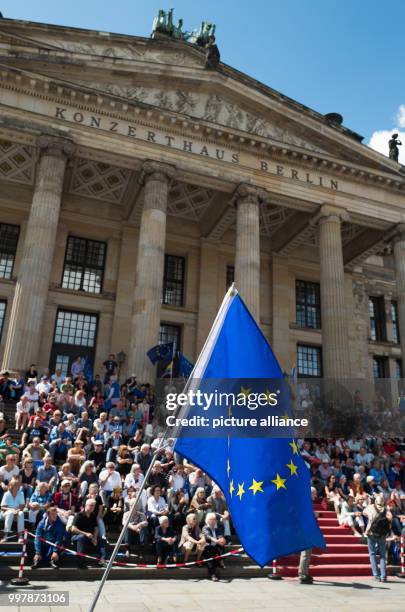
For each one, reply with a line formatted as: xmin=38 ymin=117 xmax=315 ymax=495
xmin=147 ymin=342 xmax=174 ymax=365
xmin=178 ymin=353 xmax=194 ymax=378
xmin=174 ymin=287 xmax=325 ymax=567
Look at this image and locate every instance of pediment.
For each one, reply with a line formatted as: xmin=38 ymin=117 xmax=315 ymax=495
xmin=1 ymin=18 xmax=404 ymax=174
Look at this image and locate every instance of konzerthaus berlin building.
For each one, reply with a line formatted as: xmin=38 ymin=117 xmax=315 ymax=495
xmin=0 ymin=16 xmax=405 ymax=385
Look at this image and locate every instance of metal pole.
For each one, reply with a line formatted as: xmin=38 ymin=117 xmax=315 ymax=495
xmin=87 ymin=437 xmax=169 ymax=612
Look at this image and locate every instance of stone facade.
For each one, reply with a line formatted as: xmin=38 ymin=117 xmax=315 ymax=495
xmin=0 ymin=17 xmax=405 ymax=383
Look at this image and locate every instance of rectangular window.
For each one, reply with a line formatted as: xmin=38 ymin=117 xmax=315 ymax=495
xmin=62 ymin=236 xmax=106 ymax=294
xmin=159 ymin=323 xmax=181 ymax=349
xmin=297 ymin=344 xmax=322 ymax=377
xmin=0 ymin=300 xmax=6 ymax=341
xmin=296 ymin=280 xmax=321 ymax=329
xmin=396 ymin=359 xmax=402 ymax=379
xmin=372 ymin=356 xmax=388 ymax=378
xmin=0 ymin=223 xmax=19 ymax=279
xmin=226 ymin=265 xmax=235 ymax=289
xmin=54 ymin=310 xmax=98 ymax=347
xmin=369 ymin=296 xmax=386 ymax=342
xmin=163 ymin=255 xmax=185 ymax=307
xmin=391 ymin=301 xmax=400 ymax=344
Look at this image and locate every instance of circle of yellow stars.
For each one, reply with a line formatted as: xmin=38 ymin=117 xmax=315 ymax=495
xmin=228 ymin=438 xmax=300 ymax=501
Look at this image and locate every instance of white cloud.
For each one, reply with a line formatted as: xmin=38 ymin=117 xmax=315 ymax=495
xmin=368 ymin=105 xmax=405 ymax=165
xmin=397 ymin=105 xmax=405 ymax=129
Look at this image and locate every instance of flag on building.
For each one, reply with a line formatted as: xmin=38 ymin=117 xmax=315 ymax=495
xmin=147 ymin=342 xmax=174 ymax=365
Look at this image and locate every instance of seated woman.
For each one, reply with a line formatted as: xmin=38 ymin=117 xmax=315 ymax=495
xmin=179 ymin=513 xmax=206 ymax=564
xmin=0 ymin=478 xmax=25 ymax=542
xmin=323 ymin=474 xmax=342 ymax=514
xmin=155 ymin=515 xmax=177 ymax=565
xmin=336 ymin=474 xmax=350 ymax=502
xmin=67 ymin=439 xmax=86 ymax=475
xmin=78 ymin=461 xmax=98 ymax=497
xmin=15 ymin=396 xmax=30 ymax=431
xmin=202 ymin=512 xmax=226 ymax=581
xmin=19 ymin=457 xmax=37 ymax=501
xmin=58 ymin=462 xmax=79 ymax=490
xmin=189 ymin=487 xmax=212 ymax=525
xmin=115 ymin=445 xmax=133 ymax=480
xmin=103 ymin=487 xmax=124 ymax=528
xmin=169 ymin=489 xmax=189 ymax=530
xmin=28 ymin=482 xmax=53 ymax=527
xmin=146 ymin=485 xmax=169 ymax=532
xmin=338 ymin=494 xmax=365 ymax=537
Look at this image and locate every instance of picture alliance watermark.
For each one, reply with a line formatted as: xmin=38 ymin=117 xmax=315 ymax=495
xmin=165 ymin=389 xmax=309 ymax=432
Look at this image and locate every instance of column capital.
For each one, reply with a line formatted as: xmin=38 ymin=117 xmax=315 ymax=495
xmin=392 ymin=223 xmax=405 ymax=245
xmin=37 ymin=135 xmax=76 ymax=159
xmin=139 ymin=160 xmax=177 ymax=185
xmin=310 ymin=203 xmax=349 ymax=226
xmin=232 ymin=183 xmax=268 ymax=206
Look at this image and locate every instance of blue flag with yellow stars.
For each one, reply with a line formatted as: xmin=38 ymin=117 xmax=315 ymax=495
xmin=174 ymin=287 xmax=325 ymax=567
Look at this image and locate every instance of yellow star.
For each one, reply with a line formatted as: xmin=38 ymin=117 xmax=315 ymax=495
xmin=271 ymin=473 xmax=287 ymax=491
xmin=240 ymin=386 xmax=252 ymax=399
xmin=228 ymin=404 xmax=233 ymax=417
xmin=249 ymin=478 xmax=264 ymax=495
xmin=236 ymin=482 xmax=245 ymax=500
xmin=286 ymin=459 xmax=298 ymax=476
xmin=282 ymin=412 xmax=290 ymax=423
xmin=289 ymin=439 xmax=298 ymax=455
xmin=229 ymin=479 xmax=235 ymax=496
xmin=227 ymin=458 xmax=231 ymax=477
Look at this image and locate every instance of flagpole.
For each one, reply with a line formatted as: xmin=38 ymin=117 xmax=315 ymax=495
xmin=87 ymin=437 xmax=170 ymax=612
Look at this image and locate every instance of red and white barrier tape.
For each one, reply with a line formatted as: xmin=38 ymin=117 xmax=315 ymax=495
xmin=18 ymin=530 xmax=28 ymax=576
xmin=27 ymin=532 xmax=243 ymax=568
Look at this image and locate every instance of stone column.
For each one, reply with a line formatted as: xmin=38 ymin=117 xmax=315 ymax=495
xmin=313 ymin=204 xmax=350 ymax=379
xmin=234 ymin=184 xmax=262 ymax=321
xmin=129 ymin=161 xmax=176 ymax=383
xmin=2 ymin=135 xmax=74 ymax=372
xmin=392 ymin=224 xmax=405 ymax=376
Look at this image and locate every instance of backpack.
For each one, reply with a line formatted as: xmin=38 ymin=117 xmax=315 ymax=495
xmin=370 ymin=510 xmax=391 ymax=538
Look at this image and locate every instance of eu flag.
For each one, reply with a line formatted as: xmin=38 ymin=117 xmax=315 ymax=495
xmin=147 ymin=342 xmax=174 ymax=365
xmin=174 ymin=288 xmax=325 ymax=567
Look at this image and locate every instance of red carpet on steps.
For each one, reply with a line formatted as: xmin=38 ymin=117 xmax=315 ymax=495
xmin=277 ymin=503 xmax=374 ymax=577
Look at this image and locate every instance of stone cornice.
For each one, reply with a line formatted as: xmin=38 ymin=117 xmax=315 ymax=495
xmin=1 ymin=65 xmax=405 ymax=195
xmin=232 ymin=183 xmax=269 ymax=206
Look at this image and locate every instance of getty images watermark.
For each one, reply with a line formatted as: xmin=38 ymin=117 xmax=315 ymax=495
xmin=164 ymin=387 xmax=309 ymax=436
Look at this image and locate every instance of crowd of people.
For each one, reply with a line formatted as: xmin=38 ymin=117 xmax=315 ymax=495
xmin=0 ymin=361 xmax=404 ymax=582
xmin=0 ymin=358 xmax=230 ymax=580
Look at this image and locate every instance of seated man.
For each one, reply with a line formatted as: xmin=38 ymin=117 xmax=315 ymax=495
xmin=32 ymin=506 xmax=65 ymax=569
xmin=155 ymin=515 xmax=177 ymax=565
xmin=202 ymin=512 xmax=226 ymax=581
xmin=179 ymin=512 xmax=206 ymax=564
xmin=71 ymin=498 xmax=106 ymax=568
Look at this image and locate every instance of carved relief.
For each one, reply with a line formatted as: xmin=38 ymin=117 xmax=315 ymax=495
xmin=74 ymin=81 xmax=328 ymax=152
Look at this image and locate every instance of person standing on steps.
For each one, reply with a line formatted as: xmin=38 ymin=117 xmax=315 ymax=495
xmin=363 ymin=493 xmax=392 ymax=582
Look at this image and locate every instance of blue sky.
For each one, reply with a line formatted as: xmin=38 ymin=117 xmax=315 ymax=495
xmin=2 ymin=0 xmax=404 ymax=159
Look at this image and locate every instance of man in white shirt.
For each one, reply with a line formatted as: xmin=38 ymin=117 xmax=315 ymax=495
xmin=36 ymin=376 xmax=52 ymax=396
xmin=147 ymin=485 xmax=168 ymax=529
xmin=98 ymin=462 xmax=122 ymax=505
